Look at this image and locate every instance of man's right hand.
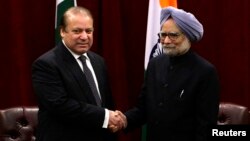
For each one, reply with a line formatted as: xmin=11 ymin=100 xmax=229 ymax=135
xmin=108 ymin=110 xmax=127 ymax=132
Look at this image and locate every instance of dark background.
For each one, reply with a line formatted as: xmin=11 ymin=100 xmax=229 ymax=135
xmin=0 ymin=0 xmax=249 ymax=141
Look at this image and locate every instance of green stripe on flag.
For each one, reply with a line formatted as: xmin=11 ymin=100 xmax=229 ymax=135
xmin=141 ymin=124 xmax=147 ymax=141
xmin=55 ymin=0 xmax=76 ymax=44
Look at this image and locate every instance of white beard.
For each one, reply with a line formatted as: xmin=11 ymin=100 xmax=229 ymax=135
xmin=162 ymin=37 xmax=191 ymax=57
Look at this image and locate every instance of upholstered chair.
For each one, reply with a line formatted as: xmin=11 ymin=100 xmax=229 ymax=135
xmin=0 ymin=107 xmax=38 ymax=141
xmin=218 ymin=102 xmax=249 ymax=125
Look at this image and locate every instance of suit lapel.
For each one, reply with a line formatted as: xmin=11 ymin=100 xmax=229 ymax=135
xmin=87 ymin=52 xmax=106 ymax=105
xmin=55 ymin=43 xmax=97 ymax=104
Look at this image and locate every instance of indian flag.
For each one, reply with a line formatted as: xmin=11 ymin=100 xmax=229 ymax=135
xmin=55 ymin=0 xmax=77 ymax=44
xmin=144 ymin=0 xmax=177 ymax=69
xmin=142 ymin=1 xmax=177 ymax=140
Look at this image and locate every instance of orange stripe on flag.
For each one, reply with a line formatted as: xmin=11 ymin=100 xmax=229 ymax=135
xmin=159 ymin=0 xmax=177 ymax=8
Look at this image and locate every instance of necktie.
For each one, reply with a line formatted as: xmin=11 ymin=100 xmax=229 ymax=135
xmin=79 ymin=55 xmax=102 ymax=107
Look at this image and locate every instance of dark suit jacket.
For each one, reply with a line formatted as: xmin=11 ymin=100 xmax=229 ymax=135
xmin=32 ymin=41 xmax=116 ymax=141
xmin=125 ymin=50 xmax=220 ymax=141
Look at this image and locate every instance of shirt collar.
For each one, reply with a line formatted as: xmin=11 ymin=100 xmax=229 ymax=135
xmin=62 ymin=40 xmax=89 ymax=61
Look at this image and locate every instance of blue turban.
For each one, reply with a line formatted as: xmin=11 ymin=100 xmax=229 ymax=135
xmin=160 ymin=6 xmax=204 ymax=42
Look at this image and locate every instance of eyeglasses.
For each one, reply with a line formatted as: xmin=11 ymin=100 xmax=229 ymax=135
xmin=158 ymin=31 xmax=182 ymax=41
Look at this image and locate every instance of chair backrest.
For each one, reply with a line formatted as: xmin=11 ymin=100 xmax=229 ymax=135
xmin=0 ymin=107 xmax=38 ymax=141
xmin=218 ymin=102 xmax=249 ymax=125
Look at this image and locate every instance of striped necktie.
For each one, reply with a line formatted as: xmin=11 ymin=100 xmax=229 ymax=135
xmin=79 ymin=55 xmax=102 ymax=107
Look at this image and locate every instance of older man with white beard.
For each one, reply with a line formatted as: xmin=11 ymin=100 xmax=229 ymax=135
xmin=123 ymin=6 xmax=220 ymax=141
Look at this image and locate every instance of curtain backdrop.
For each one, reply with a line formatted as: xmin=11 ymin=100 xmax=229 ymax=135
xmin=178 ymin=0 xmax=250 ymax=107
xmin=0 ymin=0 xmax=249 ymax=141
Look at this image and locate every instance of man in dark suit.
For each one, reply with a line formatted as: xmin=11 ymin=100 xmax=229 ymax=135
xmin=32 ymin=6 xmax=124 ymax=141
xmin=119 ymin=6 xmax=220 ymax=141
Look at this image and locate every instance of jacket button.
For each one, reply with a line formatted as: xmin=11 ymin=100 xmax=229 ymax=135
xmin=163 ymin=84 xmax=168 ymax=87
xmin=155 ymin=121 xmax=159 ymax=125
xmin=158 ymin=102 xmax=163 ymax=107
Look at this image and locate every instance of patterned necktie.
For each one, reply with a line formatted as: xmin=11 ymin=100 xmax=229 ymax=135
xmin=79 ymin=55 xmax=102 ymax=107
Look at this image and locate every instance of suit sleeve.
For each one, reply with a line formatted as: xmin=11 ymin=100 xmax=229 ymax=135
xmin=32 ymin=57 xmax=105 ymax=128
xmin=195 ymin=66 xmax=220 ymax=141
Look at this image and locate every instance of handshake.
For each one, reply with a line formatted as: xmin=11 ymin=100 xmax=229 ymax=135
xmin=108 ymin=110 xmax=127 ymax=133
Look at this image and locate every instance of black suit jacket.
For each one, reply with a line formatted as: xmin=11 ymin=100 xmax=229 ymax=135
xmin=125 ymin=50 xmax=220 ymax=141
xmin=32 ymin=42 xmax=116 ymax=141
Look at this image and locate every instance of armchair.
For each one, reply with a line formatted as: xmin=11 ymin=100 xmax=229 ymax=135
xmin=0 ymin=107 xmax=38 ymax=141
xmin=217 ymin=102 xmax=249 ymax=125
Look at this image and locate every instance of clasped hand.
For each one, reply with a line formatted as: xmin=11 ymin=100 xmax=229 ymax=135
xmin=108 ymin=110 xmax=127 ymax=133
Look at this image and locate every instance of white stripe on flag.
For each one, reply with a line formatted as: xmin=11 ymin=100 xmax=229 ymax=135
xmin=144 ymin=0 xmax=162 ymax=69
xmin=56 ymin=0 xmax=64 ymax=5
xmin=55 ymin=0 xmax=77 ymax=28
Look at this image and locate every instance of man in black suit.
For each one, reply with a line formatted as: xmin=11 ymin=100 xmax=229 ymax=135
xmin=32 ymin=6 xmax=124 ymax=141
xmin=118 ymin=6 xmax=220 ymax=141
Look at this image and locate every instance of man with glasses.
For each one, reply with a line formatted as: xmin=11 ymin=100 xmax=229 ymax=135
xmin=120 ymin=6 xmax=220 ymax=141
